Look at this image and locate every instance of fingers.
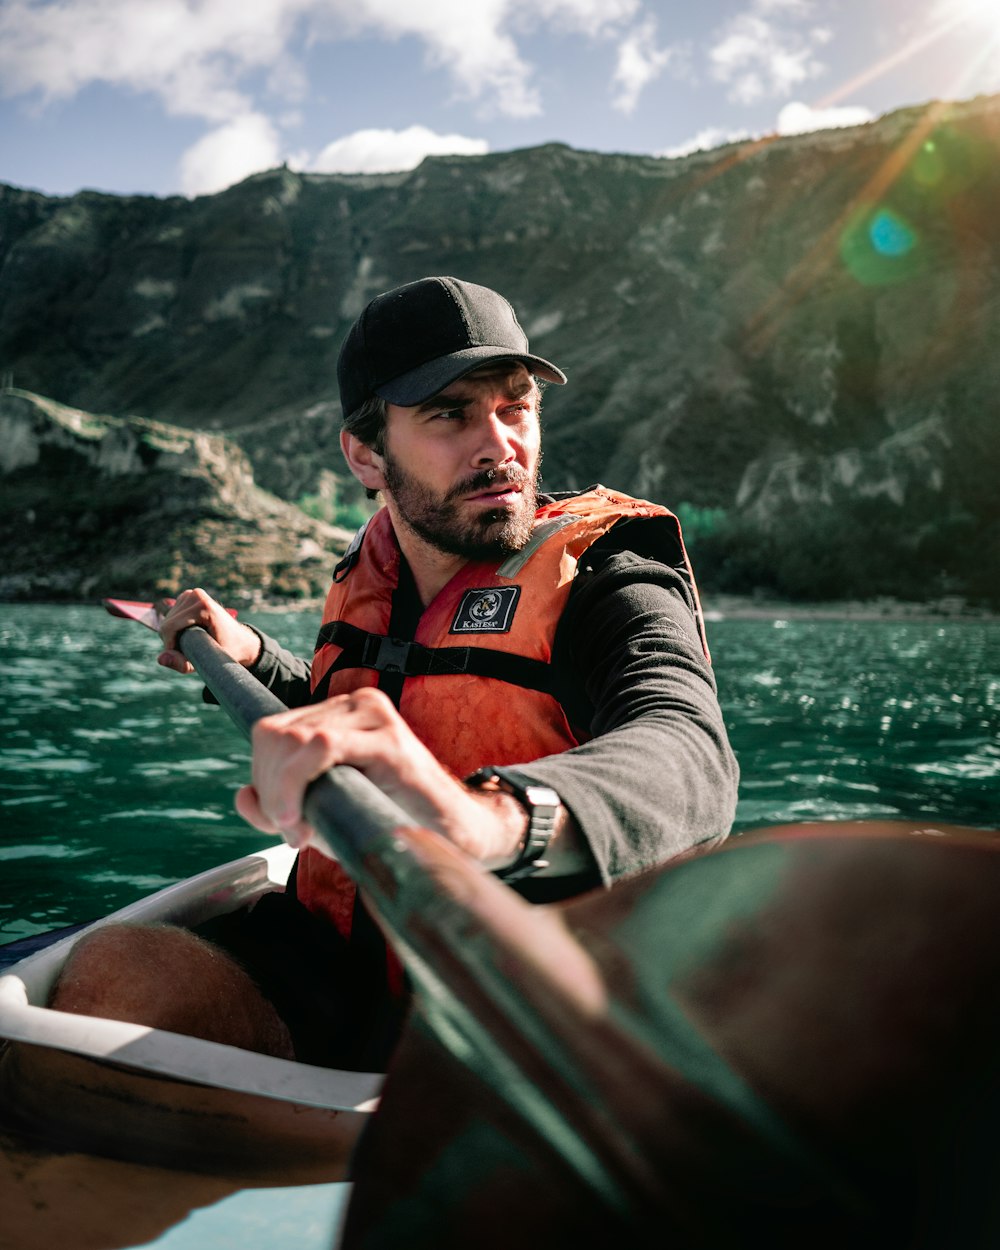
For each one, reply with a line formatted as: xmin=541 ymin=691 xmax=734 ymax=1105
xmin=253 ymin=714 xmax=339 ymax=827
xmin=236 ymin=691 xmax=411 ymax=847
xmin=157 ymin=588 xmax=259 ymax=666
xmin=235 ymin=690 xmax=497 ymax=865
xmin=156 ymin=649 xmax=195 ymax=675
xmin=158 ymin=587 xmax=218 ymax=652
xmin=233 ymin=784 xmax=314 ymax=849
xmin=238 ymin=707 xmax=347 ymax=847
xmin=234 ymin=785 xmax=274 ymax=832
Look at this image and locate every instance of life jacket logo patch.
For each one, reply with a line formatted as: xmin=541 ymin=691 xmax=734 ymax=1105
xmin=450 ymin=586 xmax=521 ymax=634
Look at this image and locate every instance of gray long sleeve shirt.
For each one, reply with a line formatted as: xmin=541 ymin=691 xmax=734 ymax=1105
xmin=245 ymin=517 xmax=739 ymax=903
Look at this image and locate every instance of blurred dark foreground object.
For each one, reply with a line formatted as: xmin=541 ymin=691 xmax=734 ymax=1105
xmin=343 ymin=822 xmax=1000 ymax=1249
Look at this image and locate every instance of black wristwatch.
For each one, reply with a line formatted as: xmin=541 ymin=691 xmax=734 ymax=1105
xmin=468 ymin=765 xmax=561 ymax=883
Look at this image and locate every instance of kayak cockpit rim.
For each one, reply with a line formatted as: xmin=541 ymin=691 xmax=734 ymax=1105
xmin=0 ymin=842 xmax=383 ymax=1113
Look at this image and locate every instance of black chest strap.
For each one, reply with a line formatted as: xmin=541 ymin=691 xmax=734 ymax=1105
xmin=311 ymin=620 xmax=555 ymax=703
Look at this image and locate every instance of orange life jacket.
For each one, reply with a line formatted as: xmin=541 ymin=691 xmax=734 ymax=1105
xmin=295 ymin=486 xmax=705 ymax=987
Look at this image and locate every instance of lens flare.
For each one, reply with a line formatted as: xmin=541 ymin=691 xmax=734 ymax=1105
xmin=869 ymin=210 xmax=917 ymax=258
xmin=839 ymin=206 xmax=924 ymax=286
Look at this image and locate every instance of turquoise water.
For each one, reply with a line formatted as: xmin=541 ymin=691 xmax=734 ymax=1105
xmin=714 ymin=615 xmax=1000 ymax=833
xmin=1 ymin=603 xmax=997 ymax=1248
xmin=1 ymin=604 xmax=998 ymax=938
xmin=145 ymin=1183 xmax=347 ymax=1249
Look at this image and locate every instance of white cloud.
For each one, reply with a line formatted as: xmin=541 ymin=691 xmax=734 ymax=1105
xmin=611 ymin=17 xmax=677 ymax=114
xmin=708 ymin=0 xmax=830 ymax=104
xmin=776 ymin=100 xmax=874 ymax=135
xmin=179 ymin=112 xmax=282 ymax=196
xmin=752 ymin=0 xmax=814 ymax=13
xmin=660 ymin=96 xmax=874 ymax=164
xmin=520 ymin=0 xmax=640 ymax=37
xmin=0 ymin=0 xmax=671 ymax=191
xmin=661 ymin=95 xmax=873 ymax=162
xmin=0 ymin=0 xmax=306 ymax=121
xmin=288 ymin=1 xmax=644 ymax=122
xmin=0 ymin=1 xmax=653 ymax=124
xmin=308 ymin=125 xmax=489 ymax=174
xmin=332 ymin=2 xmax=541 ymax=119
xmin=658 ymin=126 xmax=753 ymax=160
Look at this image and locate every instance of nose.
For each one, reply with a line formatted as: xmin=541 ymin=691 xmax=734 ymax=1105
xmin=472 ymin=410 xmax=517 ymax=468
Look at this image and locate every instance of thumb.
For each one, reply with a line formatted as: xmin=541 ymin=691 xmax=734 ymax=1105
xmin=234 ymin=784 xmax=277 ymax=833
xmin=157 ymin=650 xmax=194 ymax=674
xmin=235 ymin=785 xmax=314 ymax=850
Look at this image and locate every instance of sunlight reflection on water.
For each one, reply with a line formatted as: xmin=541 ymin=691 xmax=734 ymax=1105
xmin=1 ymin=605 xmax=998 ymax=933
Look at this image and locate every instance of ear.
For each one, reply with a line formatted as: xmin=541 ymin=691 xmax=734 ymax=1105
xmin=341 ymin=429 xmax=386 ymax=493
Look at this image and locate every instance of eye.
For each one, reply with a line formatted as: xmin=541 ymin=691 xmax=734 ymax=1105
xmin=421 ymin=405 xmax=465 ymax=424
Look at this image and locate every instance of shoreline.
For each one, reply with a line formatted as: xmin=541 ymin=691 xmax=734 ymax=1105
xmin=2 ymin=593 xmax=997 ymax=623
xmin=700 ymin=594 xmax=998 ymax=623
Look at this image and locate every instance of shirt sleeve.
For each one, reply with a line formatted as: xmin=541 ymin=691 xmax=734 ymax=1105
xmin=512 ymin=540 xmax=740 ymax=900
xmin=246 ymin=627 xmax=314 ymax=708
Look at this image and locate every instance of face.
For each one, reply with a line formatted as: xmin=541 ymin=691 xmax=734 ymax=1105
xmin=377 ymin=365 xmax=542 ymax=561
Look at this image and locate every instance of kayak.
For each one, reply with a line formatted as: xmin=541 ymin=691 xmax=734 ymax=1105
xmin=6 ymin=621 xmax=998 ymax=1245
xmin=3 ymin=816 xmax=1000 ymax=1246
xmin=340 ymin=820 xmax=1000 ymax=1248
xmin=0 ymin=841 xmax=380 ymax=1179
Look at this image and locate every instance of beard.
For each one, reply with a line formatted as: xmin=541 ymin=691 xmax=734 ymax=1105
xmin=381 ymin=453 xmax=540 ymax=561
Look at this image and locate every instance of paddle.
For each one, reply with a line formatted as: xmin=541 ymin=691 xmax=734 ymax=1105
xmin=103 ymin=610 xmax=860 ymax=1215
xmin=341 ymin=823 xmax=1000 ymax=1247
xmin=102 ymin=605 xmax=1000 ymax=1241
xmin=162 ymin=621 xmax=659 ymax=1218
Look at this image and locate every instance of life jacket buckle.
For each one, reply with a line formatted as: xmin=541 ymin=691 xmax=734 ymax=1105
xmin=362 ymin=633 xmax=411 ymax=674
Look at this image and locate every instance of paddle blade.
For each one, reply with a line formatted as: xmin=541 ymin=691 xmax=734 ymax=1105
xmin=103 ymin=598 xmax=163 ymax=631
xmin=344 ymin=823 xmax=1000 ymax=1247
xmin=102 ymin=598 xmax=238 ymax=632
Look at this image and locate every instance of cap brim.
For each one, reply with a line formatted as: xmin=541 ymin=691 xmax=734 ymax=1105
xmin=376 ymin=347 xmax=566 ymax=407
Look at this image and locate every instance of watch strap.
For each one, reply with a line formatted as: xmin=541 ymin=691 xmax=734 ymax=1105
xmin=469 ymin=765 xmax=561 ymax=883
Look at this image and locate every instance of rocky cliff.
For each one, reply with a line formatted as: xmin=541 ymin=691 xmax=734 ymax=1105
xmin=0 ymin=389 xmax=350 ymax=602
xmin=2 ymin=91 xmax=998 ymax=605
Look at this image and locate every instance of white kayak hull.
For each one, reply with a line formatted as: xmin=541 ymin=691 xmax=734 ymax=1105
xmin=0 ymin=844 xmax=381 ymax=1174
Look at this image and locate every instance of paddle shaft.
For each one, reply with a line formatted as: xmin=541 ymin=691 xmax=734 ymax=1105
xmin=177 ymin=625 xmax=664 ymax=1216
xmin=178 ymin=626 xmax=410 ymax=870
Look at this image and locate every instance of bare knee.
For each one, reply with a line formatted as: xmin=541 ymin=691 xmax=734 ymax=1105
xmin=50 ymin=923 xmax=294 ymax=1059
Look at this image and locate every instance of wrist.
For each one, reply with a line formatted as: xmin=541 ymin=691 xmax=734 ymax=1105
xmin=240 ymin=624 xmax=265 ymax=668
xmin=466 ymin=766 xmax=562 ymax=882
xmin=464 ymin=786 xmax=532 ymax=869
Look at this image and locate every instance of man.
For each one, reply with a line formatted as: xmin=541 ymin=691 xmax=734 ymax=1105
xmin=62 ymin=276 xmax=739 ymax=1071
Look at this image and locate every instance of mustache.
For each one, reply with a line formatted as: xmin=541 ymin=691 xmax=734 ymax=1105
xmin=446 ymin=466 xmax=533 ymax=502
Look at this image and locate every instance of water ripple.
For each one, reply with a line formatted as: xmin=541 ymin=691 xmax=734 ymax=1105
xmin=0 ymin=844 xmax=95 ymax=861
xmin=3 ymin=605 xmax=998 ymax=926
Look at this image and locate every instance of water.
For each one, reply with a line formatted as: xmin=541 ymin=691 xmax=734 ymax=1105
xmin=1 ymin=604 xmax=998 ymax=937
xmin=1 ymin=603 xmax=998 ymax=1247
xmin=0 ymin=605 xmax=317 ymax=939
xmin=713 ymin=615 xmax=1000 ymax=833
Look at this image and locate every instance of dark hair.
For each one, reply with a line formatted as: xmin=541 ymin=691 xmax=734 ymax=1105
xmin=342 ymin=393 xmax=389 ymax=456
xmin=341 ymin=395 xmax=388 ymax=500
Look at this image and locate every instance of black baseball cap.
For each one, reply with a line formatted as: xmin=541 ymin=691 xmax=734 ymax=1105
xmin=337 ymin=276 xmax=567 ymax=417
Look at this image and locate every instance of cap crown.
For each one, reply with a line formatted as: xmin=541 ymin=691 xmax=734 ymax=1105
xmin=337 ymin=276 xmax=562 ymax=416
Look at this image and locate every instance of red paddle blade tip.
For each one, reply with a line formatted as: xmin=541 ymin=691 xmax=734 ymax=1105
xmin=103 ymin=599 xmax=163 ymax=631
xmin=102 ymin=598 xmax=239 ymax=630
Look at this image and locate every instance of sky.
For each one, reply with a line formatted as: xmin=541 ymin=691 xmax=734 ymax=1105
xmin=0 ymin=0 xmax=998 ymax=200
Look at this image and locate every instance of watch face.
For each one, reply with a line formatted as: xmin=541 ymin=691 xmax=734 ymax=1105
xmin=524 ymin=785 xmax=560 ymax=810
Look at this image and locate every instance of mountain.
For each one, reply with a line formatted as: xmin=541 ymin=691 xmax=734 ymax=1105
xmin=0 ymin=389 xmax=349 ymax=603
xmin=2 ymin=92 xmax=999 ymax=606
